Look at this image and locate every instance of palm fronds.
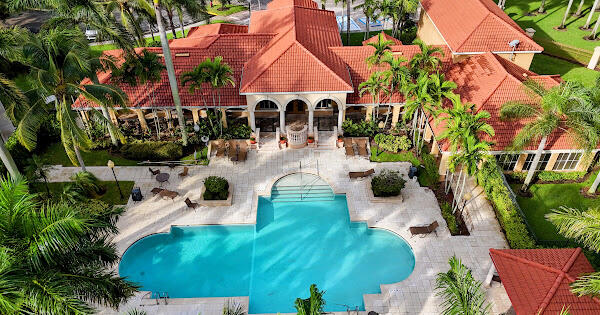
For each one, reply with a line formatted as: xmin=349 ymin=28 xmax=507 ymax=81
xmin=435 ymin=256 xmax=491 ymax=315
xmin=545 ymin=206 xmax=600 ymax=253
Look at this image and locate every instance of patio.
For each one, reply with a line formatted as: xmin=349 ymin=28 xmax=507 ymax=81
xmin=47 ymin=147 xmax=511 ymax=315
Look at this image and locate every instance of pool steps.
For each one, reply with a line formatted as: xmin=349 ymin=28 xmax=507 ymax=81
xmin=271 ymin=184 xmax=334 ymax=202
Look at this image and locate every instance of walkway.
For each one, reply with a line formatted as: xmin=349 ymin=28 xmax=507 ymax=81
xmin=48 ymin=147 xmax=511 ymax=315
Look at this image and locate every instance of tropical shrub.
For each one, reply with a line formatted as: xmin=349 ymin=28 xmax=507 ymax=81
xmin=223 ymin=299 xmax=246 ymax=315
xmin=120 ymin=141 xmax=183 ymax=161
xmin=341 ymin=119 xmax=380 ymax=138
xmin=440 ymin=202 xmax=459 ymax=235
xmin=294 ymin=284 xmax=325 ymax=315
xmin=374 ymin=133 xmax=412 ymax=153
xmin=418 ymin=152 xmax=439 ymax=187
xmin=507 ymin=171 xmax=586 ymax=183
xmin=223 ymin=123 xmax=252 ymax=140
xmin=436 ymin=256 xmax=491 ymax=314
xmin=371 ymin=170 xmax=406 ymax=197
xmin=204 ymin=176 xmax=229 ymax=200
xmin=477 ymin=159 xmax=536 ymax=249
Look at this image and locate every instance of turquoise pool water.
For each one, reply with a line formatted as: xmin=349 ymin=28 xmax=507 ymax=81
xmin=119 ymin=195 xmax=415 ymax=313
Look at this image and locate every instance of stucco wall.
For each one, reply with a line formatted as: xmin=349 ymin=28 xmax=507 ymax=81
xmin=245 ymin=93 xmax=347 ymax=111
xmin=495 ymin=52 xmax=535 ymax=70
xmin=416 ymin=12 xmax=447 ymax=47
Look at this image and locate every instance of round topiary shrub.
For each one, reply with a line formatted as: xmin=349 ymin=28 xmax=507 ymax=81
xmin=371 ymin=170 xmax=406 ymax=197
xmin=203 ymin=176 xmax=229 ymax=200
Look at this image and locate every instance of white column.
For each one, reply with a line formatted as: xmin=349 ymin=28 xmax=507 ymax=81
xmin=484 ymin=262 xmax=496 ymax=288
xmin=588 ymin=46 xmax=600 ymax=69
xmin=308 ymin=107 xmax=314 ymax=135
xmin=248 ymin=110 xmax=256 ymax=131
xmin=279 ymin=109 xmax=285 ymax=135
xmin=337 ymin=107 xmax=344 ymax=131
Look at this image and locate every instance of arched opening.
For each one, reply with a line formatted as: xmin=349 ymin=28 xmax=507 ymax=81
xmin=284 ymin=99 xmax=308 ymax=130
xmin=255 ymin=100 xmax=279 ymax=132
xmin=314 ymin=99 xmax=339 ymax=131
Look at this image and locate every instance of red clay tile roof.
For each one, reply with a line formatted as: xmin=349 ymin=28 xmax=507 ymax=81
xmin=420 ymin=0 xmax=542 ymax=53
xmin=489 ymin=248 xmax=600 ymax=315
xmin=240 ymin=5 xmax=353 ymax=93
xmin=267 ymin=0 xmax=318 ymax=10
xmin=186 ymin=23 xmax=248 ymax=37
xmin=432 ymin=52 xmax=573 ymax=151
xmin=362 ymin=32 xmax=402 ymax=46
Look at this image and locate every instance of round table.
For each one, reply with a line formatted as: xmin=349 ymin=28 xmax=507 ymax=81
xmin=156 ymin=173 xmax=170 ymax=186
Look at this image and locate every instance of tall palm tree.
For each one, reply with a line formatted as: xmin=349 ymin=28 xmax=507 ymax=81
xmin=152 ymin=0 xmax=188 ymax=145
xmin=546 ymin=206 xmax=600 ymax=298
xmin=587 ymin=12 xmax=600 ymax=39
xmin=16 ymin=27 xmax=128 ymax=170
xmin=538 ymin=0 xmax=547 ymax=14
xmin=159 ymin=0 xmax=207 ymax=38
xmin=359 ymin=71 xmax=390 ymax=121
xmin=0 ymin=175 xmax=138 ymax=313
xmin=294 ymin=284 xmax=325 ymax=315
xmin=583 ymin=0 xmax=600 ymax=29
xmin=574 ymin=0 xmax=586 ymax=16
xmin=102 ymin=0 xmax=155 ymax=47
xmin=435 ymin=255 xmax=491 ymax=315
xmin=181 ymin=59 xmax=218 ymax=134
xmin=382 ymin=55 xmax=409 ymax=127
xmin=500 ymin=80 xmax=600 ymax=192
xmin=200 ymin=56 xmax=235 ymax=137
xmin=366 ymin=32 xmax=393 ymax=67
xmin=354 ymin=0 xmax=379 ymax=40
xmin=410 ymin=39 xmax=444 ymax=76
xmin=558 ymin=0 xmax=575 ymax=29
xmin=388 ymin=0 xmax=418 ymax=37
xmin=586 ymin=77 xmax=600 ymax=194
xmin=334 ymin=0 xmax=352 ymax=45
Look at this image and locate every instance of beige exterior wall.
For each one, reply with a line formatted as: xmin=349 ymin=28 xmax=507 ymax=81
xmin=245 ymin=93 xmax=347 ymax=112
xmin=495 ymin=52 xmax=536 ymax=70
xmin=514 ymin=154 xmax=527 ymax=172
xmin=416 ymin=12 xmax=447 ymax=47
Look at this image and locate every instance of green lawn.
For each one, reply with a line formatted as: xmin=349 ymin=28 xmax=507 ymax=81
xmin=39 ymin=143 xmax=138 ymax=167
xmin=514 ymin=169 xmax=600 ymax=241
xmin=505 ymin=0 xmax=600 ymax=51
xmin=206 ymin=4 xmax=247 ymax=16
xmin=31 ymin=181 xmax=135 ymax=205
xmin=370 ymin=149 xmax=421 ymax=165
xmin=89 ymin=29 xmax=190 ymax=52
xmin=530 ymin=54 xmax=600 ymax=86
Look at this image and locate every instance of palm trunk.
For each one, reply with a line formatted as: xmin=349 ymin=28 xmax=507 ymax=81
xmin=346 ymin=0 xmax=351 ymax=45
xmin=43 ymin=175 xmax=51 ymax=196
xmin=590 ymin=13 xmax=600 ymax=39
xmin=584 ymin=0 xmax=600 ymax=28
xmin=101 ymin=105 xmax=118 ymax=145
xmin=74 ymin=144 xmax=86 ymax=172
xmin=588 ymin=171 xmax=600 ymax=194
xmin=177 ymin=8 xmax=186 ymax=37
xmin=411 ymin=109 xmax=418 ymax=144
xmin=521 ymin=136 xmax=547 ymax=192
xmin=383 ymin=82 xmax=394 ymax=128
xmin=154 ymin=1 xmax=189 ymax=146
xmin=538 ymin=0 xmax=547 ymax=13
xmin=166 ymin=9 xmax=178 ymax=38
xmin=559 ymin=0 xmax=575 ymax=28
xmin=364 ymin=16 xmax=370 ymax=40
xmin=574 ymin=0 xmax=585 ymax=16
xmin=0 ymin=139 xmax=20 ymax=178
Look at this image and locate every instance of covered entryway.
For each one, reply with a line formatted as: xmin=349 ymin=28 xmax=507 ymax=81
xmin=284 ymin=99 xmax=309 ymax=128
xmin=255 ymin=100 xmax=280 ymax=132
xmin=314 ymin=99 xmax=340 ymax=131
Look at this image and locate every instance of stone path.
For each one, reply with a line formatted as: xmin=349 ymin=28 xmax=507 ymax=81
xmin=48 ymin=147 xmax=511 ymax=315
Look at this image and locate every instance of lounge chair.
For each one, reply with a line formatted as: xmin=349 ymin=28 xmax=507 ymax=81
xmin=215 ymin=141 xmax=226 ymax=157
xmin=158 ymin=189 xmax=179 ymax=200
xmin=348 ymin=168 xmax=375 ymax=179
xmin=409 ymin=221 xmax=439 ymax=237
xmin=237 ymin=144 xmax=247 ymax=162
xmin=149 ymin=168 xmax=160 ymax=176
xmin=178 ymin=166 xmax=189 ymax=177
xmin=343 ymin=138 xmax=355 ymax=157
xmin=150 ymin=187 xmax=164 ymax=195
xmin=184 ymin=198 xmax=199 ymax=209
xmin=356 ymin=139 xmax=369 ymax=156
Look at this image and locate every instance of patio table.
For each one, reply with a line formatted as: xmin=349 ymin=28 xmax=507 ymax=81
xmin=156 ymin=173 xmax=170 ymax=186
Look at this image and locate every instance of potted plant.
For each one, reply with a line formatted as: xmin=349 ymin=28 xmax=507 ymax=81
xmin=250 ymin=136 xmax=256 ymax=144
xmin=337 ymin=135 xmax=344 ymax=143
xmin=280 ymin=136 xmax=287 ymax=144
xmin=307 ymin=136 xmax=314 ymax=143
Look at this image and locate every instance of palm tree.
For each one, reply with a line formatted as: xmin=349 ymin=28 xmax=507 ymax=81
xmin=582 ymin=0 xmax=600 ymax=29
xmin=382 ymin=55 xmax=409 ymax=127
xmin=102 ymin=0 xmax=155 ymax=46
xmin=546 ymin=206 xmax=600 ymax=298
xmin=366 ymin=32 xmax=393 ymax=66
xmin=435 ymin=255 xmax=491 ymax=315
xmin=0 ymin=175 xmax=138 ymax=313
xmin=359 ymin=71 xmax=390 ymax=121
xmin=354 ymin=0 xmax=379 ymax=40
xmin=587 ymin=12 xmax=600 ymax=39
xmin=152 ymin=0 xmax=189 ymax=145
xmin=410 ymin=39 xmax=444 ymax=76
xmin=558 ymin=0 xmax=575 ymax=29
xmin=181 ymin=59 xmax=218 ymax=134
xmin=500 ymin=80 xmax=600 ymax=192
xmin=386 ymin=0 xmax=418 ymax=37
xmin=538 ymin=0 xmax=547 ymax=14
xmin=200 ymin=56 xmax=235 ymax=137
xmin=24 ymin=154 xmax=51 ymax=196
xmin=334 ymin=0 xmax=352 ymax=45
xmin=586 ymin=77 xmax=600 ymax=194
xmin=16 ymin=27 xmax=128 ymax=170
xmin=159 ymin=0 xmax=207 ymax=38
xmin=294 ymin=284 xmax=325 ymax=315
xmin=574 ymin=0 xmax=586 ymax=16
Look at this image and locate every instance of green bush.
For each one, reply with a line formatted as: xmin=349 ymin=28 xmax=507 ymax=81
xmin=203 ymin=176 xmax=229 ymax=200
xmin=373 ymin=133 xmax=411 ymax=153
xmin=506 ymin=171 xmax=586 ymax=183
xmin=440 ymin=202 xmax=459 ymax=235
xmin=120 ymin=141 xmax=183 ymax=161
xmin=371 ymin=170 xmax=405 ymax=197
xmin=418 ymin=152 xmax=439 ymax=188
xmin=342 ymin=120 xmax=380 ymax=138
xmin=223 ymin=124 xmax=251 ymax=140
xmin=477 ymin=159 xmax=536 ymax=249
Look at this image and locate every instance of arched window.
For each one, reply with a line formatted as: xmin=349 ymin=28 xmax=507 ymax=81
xmin=315 ymin=99 xmax=334 ymax=109
xmin=256 ymin=100 xmax=278 ymax=110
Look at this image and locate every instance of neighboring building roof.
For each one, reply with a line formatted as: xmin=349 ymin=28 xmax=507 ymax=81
xmin=489 ymin=248 xmax=600 ymax=315
xmin=267 ymin=0 xmax=318 ymax=10
xmin=186 ymin=23 xmax=249 ymax=37
xmin=436 ymin=52 xmax=566 ymax=151
xmin=420 ymin=0 xmax=543 ymax=53
xmin=240 ymin=4 xmax=353 ymax=93
xmin=362 ymin=32 xmax=403 ymax=46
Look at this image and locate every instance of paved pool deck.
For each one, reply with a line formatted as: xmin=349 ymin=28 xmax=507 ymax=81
xmin=48 ymin=147 xmax=511 ymax=315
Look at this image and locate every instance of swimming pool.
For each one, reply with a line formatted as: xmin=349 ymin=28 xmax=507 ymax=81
xmin=119 ymin=178 xmax=415 ymax=313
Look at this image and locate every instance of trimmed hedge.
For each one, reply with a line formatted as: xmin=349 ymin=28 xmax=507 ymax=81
xmin=342 ymin=120 xmax=380 ymax=138
xmin=507 ymin=171 xmax=586 ymax=183
xmin=203 ymin=176 xmax=229 ymax=200
xmin=440 ymin=202 xmax=459 ymax=235
xmin=373 ymin=133 xmax=411 ymax=153
xmin=477 ymin=159 xmax=536 ymax=249
xmin=120 ymin=141 xmax=183 ymax=161
xmin=371 ymin=170 xmax=405 ymax=197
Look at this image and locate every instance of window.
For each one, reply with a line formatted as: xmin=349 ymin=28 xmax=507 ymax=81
xmin=316 ymin=99 xmax=333 ymax=109
xmin=553 ymin=152 xmax=582 ymax=171
xmin=257 ymin=100 xmax=278 ymax=110
xmin=496 ymin=154 xmax=520 ymax=171
xmin=522 ymin=153 xmax=551 ymax=171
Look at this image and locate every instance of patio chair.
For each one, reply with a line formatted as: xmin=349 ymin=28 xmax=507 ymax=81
xmin=184 ymin=198 xmax=199 ymax=209
xmin=356 ymin=139 xmax=369 ymax=156
xmin=348 ymin=168 xmax=375 ymax=179
xmin=150 ymin=187 xmax=164 ymax=195
xmin=409 ymin=221 xmax=439 ymax=238
xmin=237 ymin=143 xmax=248 ymax=162
xmin=215 ymin=140 xmax=226 ymax=157
xmin=149 ymin=168 xmax=160 ymax=176
xmin=158 ymin=189 xmax=179 ymax=200
xmin=343 ymin=138 xmax=355 ymax=157
xmin=178 ymin=166 xmax=189 ymax=178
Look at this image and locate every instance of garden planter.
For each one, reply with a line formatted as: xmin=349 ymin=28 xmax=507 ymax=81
xmin=366 ymin=180 xmax=403 ymax=203
xmin=250 ymin=140 xmax=257 ymax=144
xmin=307 ymin=139 xmax=314 ymax=144
xmin=199 ymin=184 xmax=233 ymax=207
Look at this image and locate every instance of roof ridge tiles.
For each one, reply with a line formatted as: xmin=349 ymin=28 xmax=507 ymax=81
xmin=489 ymin=249 xmax=566 ymax=276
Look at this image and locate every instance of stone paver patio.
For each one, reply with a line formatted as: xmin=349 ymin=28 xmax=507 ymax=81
xmin=48 ymin=147 xmax=511 ymax=315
